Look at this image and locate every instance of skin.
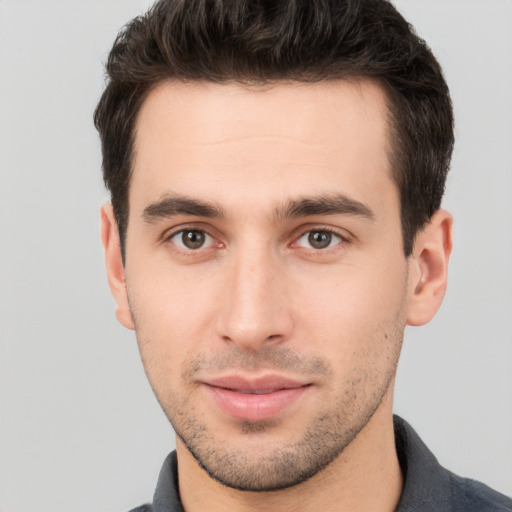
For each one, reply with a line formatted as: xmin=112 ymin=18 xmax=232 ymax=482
xmin=101 ymin=80 xmax=452 ymax=511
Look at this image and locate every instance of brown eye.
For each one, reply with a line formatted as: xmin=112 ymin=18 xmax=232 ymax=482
xmin=297 ymin=230 xmax=342 ymax=250
xmin=308 ymin=231 xmax=332 ymax=249
xmin=170 ymin=229 xmax=212 ymax=250
xmin=182 ymin=230 xmax=205 ymax=249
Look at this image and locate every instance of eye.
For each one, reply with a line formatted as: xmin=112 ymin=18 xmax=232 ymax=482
xmin=169 ymin=229 xmax=214 ymax=250
xmin=296 ymin=230 xmax=343 ymax=250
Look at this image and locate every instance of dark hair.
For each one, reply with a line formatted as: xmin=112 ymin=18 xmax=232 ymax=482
xmin=94 ymin=0 xmax=454 ymax=257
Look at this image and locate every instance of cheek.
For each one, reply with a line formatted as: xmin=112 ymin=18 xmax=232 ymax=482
xmin=290 ymin=259 xmax=408 ymax=369
xmin=127 ymin=266 xmax=221 ymax=377
xmin=295 ymin=258 xmax=407 ymax=322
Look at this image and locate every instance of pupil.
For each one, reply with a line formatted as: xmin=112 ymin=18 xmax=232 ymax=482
xmin=309 ymin=231 xmax=331 ymax=249
xmin=183 ymin=230 xmax=205 ymax=249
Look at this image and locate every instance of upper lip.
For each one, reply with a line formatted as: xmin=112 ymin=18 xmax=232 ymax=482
xmin=202 ymin=374 xmax=310 ymax=393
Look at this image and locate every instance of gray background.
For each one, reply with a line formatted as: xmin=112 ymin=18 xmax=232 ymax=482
xmin=0 ymin=1 xmax=511 ymax=511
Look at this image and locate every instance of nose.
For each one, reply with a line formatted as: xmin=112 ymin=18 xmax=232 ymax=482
xmin=215 ymin=248 xmax=294 ymax=351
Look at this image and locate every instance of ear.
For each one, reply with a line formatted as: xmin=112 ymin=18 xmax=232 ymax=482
xmin=406 ymin=209 xmax=453 ymax=326
xmin=100 ymin=204 xmax=135 ymax=330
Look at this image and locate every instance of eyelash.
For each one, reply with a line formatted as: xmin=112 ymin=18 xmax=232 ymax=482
xmin=293 ymin=227 xmax=346 ymax=251
xmin=164 ymin=226 xmax=219 ymax=252
xmin=163 ymin=226 xmax=349 ymax=254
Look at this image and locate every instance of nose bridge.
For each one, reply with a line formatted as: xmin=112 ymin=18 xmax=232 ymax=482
xmin=216 ymin=240 xmax=292 ymax=349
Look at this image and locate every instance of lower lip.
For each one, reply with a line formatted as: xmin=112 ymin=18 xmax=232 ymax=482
xmin=205 ymin=385 xmax=310 ymax=422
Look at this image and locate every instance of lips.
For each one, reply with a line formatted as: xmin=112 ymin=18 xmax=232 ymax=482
xmin=202 ymin=375 xmax=311 ymax=422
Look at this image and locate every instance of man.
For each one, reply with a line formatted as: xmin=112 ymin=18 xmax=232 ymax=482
xmin=94 ymin=0 xmax=512 ymax=510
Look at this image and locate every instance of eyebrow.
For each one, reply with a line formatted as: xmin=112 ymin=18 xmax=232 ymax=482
xmin=142 ymin=193 xmax=375 ymax=223
xmin=276 ymin=194 xmax=375 ymax=222
xmin=142 ymin=195 xmax=226 ymax=223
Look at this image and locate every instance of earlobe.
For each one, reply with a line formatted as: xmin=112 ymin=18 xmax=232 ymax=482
xmin=406 ymin=210 xmax=453 ymax=326
xmin=100 ymin=204 xmax=135 ymax=330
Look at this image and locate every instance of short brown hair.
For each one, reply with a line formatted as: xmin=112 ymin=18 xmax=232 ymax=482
xmin=94 ymin=0 xmax=454 ymax=257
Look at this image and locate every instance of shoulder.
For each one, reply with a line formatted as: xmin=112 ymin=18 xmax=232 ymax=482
xmin=126 ymin=451 xmax=183 ymax=512
xmin=448 ymin=472 xmax=512 ymax=511
xmin=393 ymin=416 xmax=512 ymax=512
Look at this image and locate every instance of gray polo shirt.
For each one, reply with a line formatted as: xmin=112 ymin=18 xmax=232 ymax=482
xmin=130 ymin=416 xmax=512 ymax=511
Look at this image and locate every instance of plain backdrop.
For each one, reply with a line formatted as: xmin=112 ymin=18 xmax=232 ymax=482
xmin=0 ymin=1 xmax=511 ymax=511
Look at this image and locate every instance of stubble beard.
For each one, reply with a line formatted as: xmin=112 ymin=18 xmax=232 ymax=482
xmin=148 ymin=335 xmax=403 ymax=493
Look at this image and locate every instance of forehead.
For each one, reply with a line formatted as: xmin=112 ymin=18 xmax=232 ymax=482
xmin=134 ymin=79 xmax=391 ymax=150
xmin=130 ymin=79 xmax=394 ymax=216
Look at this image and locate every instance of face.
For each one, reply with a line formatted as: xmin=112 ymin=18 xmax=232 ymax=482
xmin=114 ymin=80 xmax=416 ymax=490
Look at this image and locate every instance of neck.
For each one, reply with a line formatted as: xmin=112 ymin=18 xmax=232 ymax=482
xmin=177 ymin=391 xmax=402 ymax=512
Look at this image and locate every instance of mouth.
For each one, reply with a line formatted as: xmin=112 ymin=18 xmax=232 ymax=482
xmin=201 ymin=375 xmax=312 ymax=422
